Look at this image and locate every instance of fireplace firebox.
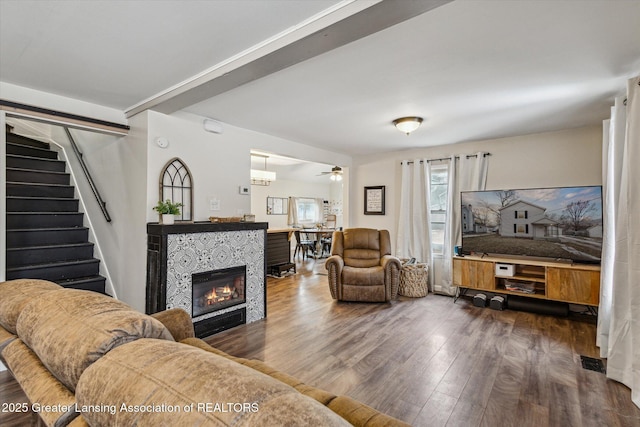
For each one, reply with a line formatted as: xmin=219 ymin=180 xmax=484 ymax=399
xmin=192 ymin=266 xmax=246 ymax=318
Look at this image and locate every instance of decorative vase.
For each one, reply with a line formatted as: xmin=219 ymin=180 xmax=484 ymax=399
xmin=161 ymin=214 xmax=175 ymax=225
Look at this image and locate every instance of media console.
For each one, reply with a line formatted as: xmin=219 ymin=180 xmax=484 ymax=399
xmin=452 ymin=255 xmax=600 ymax=306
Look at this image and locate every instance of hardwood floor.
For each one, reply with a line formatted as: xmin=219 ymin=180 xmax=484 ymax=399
xmin=1 ymin=259 xmax=639 ymax=426
xmin=205 ymin=259 xmax=640 ymax=427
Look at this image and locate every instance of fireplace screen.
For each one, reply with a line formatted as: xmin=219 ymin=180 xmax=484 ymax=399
xmin=192 ymin=266 xmax=246 ymax=317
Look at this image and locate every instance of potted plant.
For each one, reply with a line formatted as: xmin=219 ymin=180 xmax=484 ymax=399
xmin=153 ymin=199 xmax=183 ymax=225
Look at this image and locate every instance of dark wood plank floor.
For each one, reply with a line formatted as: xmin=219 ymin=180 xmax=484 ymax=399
xmin=2 ymin=259 xmax=639 ymax=426
xmin=205 ymin=260 xmax=640 ymax=427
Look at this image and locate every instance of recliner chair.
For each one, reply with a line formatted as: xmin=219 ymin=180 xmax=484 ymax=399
xmin=325 ymin=228 xmax=401 ymax=302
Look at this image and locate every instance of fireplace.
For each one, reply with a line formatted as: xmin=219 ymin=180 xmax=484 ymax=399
xmin=146 ymin=221 xmax=267 ymax=338
xmin=192 ymin=266 xmax=246 ymax=317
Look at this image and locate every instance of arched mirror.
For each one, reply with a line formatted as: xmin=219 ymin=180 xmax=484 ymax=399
xmin=159 ymin=157 xmax=193 ymax=221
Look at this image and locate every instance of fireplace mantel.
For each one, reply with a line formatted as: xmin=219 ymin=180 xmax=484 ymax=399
xmin=146 ymin=221 xmax=268 ymax=337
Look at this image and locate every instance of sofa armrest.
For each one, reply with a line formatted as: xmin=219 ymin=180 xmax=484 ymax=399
xmin=151 ymin=308 xmax=195 ymax=341
xmin=380 ymin=254 xmax=401 ymax=271
xmin=328 ymin=395 xmax=411 ymax=427
xmin=381 ymin=255 xmax=402 ymax=300
xmin=3 ymin=339 xmax=80 ymax=427
xmin=325 ymin=255 xmax=344 ymax=299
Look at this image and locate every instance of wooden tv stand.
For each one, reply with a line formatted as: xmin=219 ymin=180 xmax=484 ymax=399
xmin=452 ymin=255 xmax=600 ymax=306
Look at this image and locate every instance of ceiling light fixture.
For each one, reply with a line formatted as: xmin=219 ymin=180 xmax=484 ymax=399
xmin=250 ymin=154 xmax=276 ymax=186
xmin=393 ymin=116 xmax=423 ymax=135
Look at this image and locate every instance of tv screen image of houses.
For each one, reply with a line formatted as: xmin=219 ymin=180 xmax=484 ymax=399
xmin=461 ymin=186 xmax=603 ymax=264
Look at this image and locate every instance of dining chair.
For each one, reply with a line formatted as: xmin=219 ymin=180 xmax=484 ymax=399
xmin=293 ymin=230 xmax=315 ymax=259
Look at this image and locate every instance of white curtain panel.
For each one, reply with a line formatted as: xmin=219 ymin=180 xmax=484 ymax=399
xmin=287 ymin=196 xmax=299 ymax=226
xmin=397 ymin=153 xmax=488 ymax=296
xmin=626 ymin=75 xmax=640 ymax=409
xmin=597 ymin=75 xmax=640 ymax=409
xmin=396 ymin=160 xmax=432 ymax=282
xmin=440 ymin=155 xmax=458 ymax=295
xmin=597 ymin=96 xmax=626 ymax=356
xmin=314 ymin=198 xmax=325 ymax=224
xmin=441 ymin=152 xmax=489 ymax=295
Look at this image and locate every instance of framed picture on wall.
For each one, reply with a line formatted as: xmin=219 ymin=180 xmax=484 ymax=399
xmin=267 ymin=197 xmax=288 ymax=215
xmin=364 ymin=186 xmax=385 ymax=215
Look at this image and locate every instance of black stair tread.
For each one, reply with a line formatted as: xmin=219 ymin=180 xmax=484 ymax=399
xmin=7 ymin=226 xmax=89 ymax=233
xmin=7 ymin=153 xmax=66 ymax=167
xmin=6 ymin=181 xmax=73 ymax=189
xmin=7 ymin=211 xmax=82 ymax=215
xmin=6 ymin=258 xmax=100 ymax=272
xmin=7 ymin=142 xmax=58 ymax=159
xmin=6 ymin=242 xmax=94 ymax=251
xmin=6 ymin=133 xmax=50 ymax=149
xmin=7 ymin=195 xmax=79 ymax=202
xmin=56 ymin=276 xmax=107 ymax=293
xmin=7 ymin=141 xmax=53 ymax=151
xmin=7 ymin=166 xmax=69 ymax=176
xmin=6 ymin=182 xmax=76 ymax=198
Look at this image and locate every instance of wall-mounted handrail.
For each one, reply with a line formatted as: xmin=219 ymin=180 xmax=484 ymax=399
xmin=64 ymin=127 xmax=112 ymax=222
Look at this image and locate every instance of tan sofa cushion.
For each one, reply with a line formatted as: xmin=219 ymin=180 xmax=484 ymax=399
xmin=342 ymin=229 xmax=383 ymax=268
xmin=76 ymin=339 xmax=351 ymax=426
xmin=16 ymin=289 xmax=174 ymax=391
xmin=3 ymin=339 xmax=79 ymax=427
xmin=0 ymin=279 xmax=61 ymax=334
xmin=342 ymin=265 xmax=385 ymax=286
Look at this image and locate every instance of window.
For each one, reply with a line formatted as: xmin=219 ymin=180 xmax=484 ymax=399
xmin=297 ymin=198 xmax=321 ymax=224
xmin=430 ymin=164 xmax=449 ymax=255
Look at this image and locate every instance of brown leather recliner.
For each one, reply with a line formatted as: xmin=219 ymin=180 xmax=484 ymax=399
xmin=325 ymin=228 xmax=402 ymax=302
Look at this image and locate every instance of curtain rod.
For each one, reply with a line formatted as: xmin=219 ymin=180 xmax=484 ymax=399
xmin=401 ymin=152 xmax=491 ymax=165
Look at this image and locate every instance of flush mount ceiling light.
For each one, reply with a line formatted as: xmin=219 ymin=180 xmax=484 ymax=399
xmin=393 ymin=116 xmax=423 ymax=135
xmin=251 ymin=154 xmax=276 ymax=186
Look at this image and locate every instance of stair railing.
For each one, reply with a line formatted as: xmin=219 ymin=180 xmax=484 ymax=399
xmin=64 ymin=127 xmax=112 ymax=222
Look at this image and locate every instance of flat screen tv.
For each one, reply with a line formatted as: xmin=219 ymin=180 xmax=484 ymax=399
xmin=460 ymin=185 xmax=603 ymax=264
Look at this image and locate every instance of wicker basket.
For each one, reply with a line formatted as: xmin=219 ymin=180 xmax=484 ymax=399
xmin=399 ymin=263 xmax=429 ymax=297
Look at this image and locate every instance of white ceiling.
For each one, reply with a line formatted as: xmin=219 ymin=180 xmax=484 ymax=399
xmin=2 ymin=0 xmax=640 ymax=161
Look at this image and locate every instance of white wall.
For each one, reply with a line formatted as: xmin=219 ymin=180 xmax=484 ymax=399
xmin=146 ymin=111 xmax=352 ymax=223
xmin=50 ymin=114 xmax=149 ymax=310
xmin=350 ymin=125 xmax=603 ymax=289
xmin=250 ymin=178 xmax=332 ymax=229
xmin=0 ymin=82 xmax=126 ymax=125
xmin=146 ymin=111 xmax=251 ymax=221
xmin=351 ymin=125 xmax=603 ymax=247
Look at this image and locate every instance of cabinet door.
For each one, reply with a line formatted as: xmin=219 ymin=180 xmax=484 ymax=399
xmin=547 ymin=267 xmax=600 ymax=305
xmin=453 ymin=258 xmax=494 ymax=290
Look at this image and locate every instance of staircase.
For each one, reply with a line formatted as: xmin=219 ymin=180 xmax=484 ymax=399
xmin=5 ymin=132 xmax=106 ymax=293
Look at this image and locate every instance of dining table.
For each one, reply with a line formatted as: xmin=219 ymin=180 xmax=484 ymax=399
xmin=299 ymin=228 xmax=336 ymax=258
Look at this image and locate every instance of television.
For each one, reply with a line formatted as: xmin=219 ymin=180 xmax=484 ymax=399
xmin=460 ymin=185 xmax=603 ymax=264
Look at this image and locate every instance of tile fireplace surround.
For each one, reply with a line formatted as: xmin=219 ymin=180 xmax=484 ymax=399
xmin=146 ymin=222 xmax=267 ymax=337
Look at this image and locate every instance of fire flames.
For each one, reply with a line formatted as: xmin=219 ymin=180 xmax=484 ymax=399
xmin=205 ymin=285 xmax=234 ymax=305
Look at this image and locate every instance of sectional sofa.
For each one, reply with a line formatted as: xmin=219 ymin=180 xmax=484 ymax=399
xmin=0 ymin=279 xmax=409 ymax=426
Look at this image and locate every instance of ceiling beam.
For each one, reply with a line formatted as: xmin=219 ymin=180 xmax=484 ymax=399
xmin=126 ymin=0 xmax=452 ymax=118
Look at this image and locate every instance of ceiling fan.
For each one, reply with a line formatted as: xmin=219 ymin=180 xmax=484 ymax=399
xmin=318 ymin=166 xmax=343 ymax=181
